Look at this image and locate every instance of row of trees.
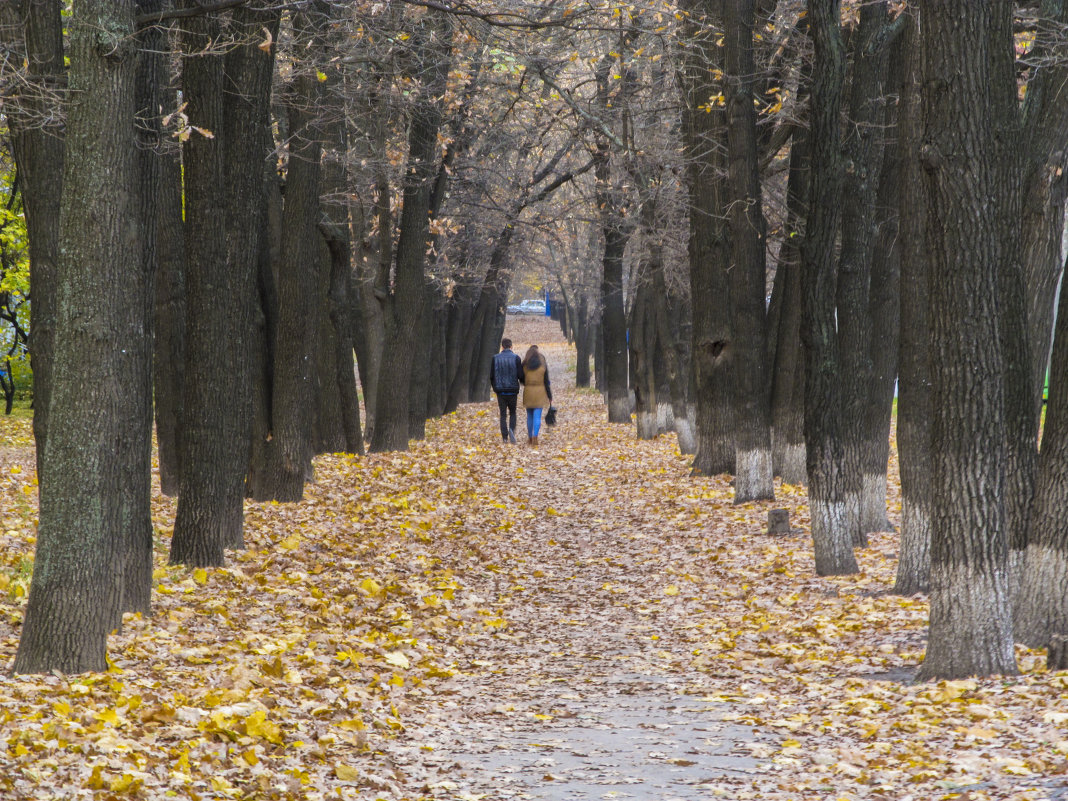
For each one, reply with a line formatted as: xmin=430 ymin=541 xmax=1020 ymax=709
xmin=2 ymin=0 xmax=1068 ymax=680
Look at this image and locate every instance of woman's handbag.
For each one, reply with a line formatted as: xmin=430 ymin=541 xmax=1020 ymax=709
xmin=545 ymin=405 xmax=558 ymax=426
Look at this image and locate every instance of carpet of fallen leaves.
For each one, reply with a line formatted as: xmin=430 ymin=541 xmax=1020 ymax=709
xmin=0 ymin=317 xmax=1064 ymax=800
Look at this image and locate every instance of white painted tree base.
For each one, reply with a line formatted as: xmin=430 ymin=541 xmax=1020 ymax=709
xmin=675 ymin=418 xmax=696 ymax=455
xmin=861 ymin=473 xmax=894 ymax=532
xmin=894 ymin=499 xmax=930 ymax=594
xmin=921 ymin=562 xmax=1015 ymax=679
xmin=811 ymin=499 xmax=859 ymax=575
xmin=734 ymin=448 xmax=774 ymax=501
xmin=1015 ymin=544 xmax=1068 ymax=648
xmin=636 ymin=411 xmax=658 ymax=440
xmin=777 ymin=443 xmax=807 ymax=485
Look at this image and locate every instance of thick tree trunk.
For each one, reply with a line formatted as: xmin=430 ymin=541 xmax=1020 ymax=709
xmin=680 ymin=0 xmax=734 ymax=476
xmin=599 ymin=175 xmax=632 ymax=424
xmin=371 ymin=12 xmax=451 ymax=452
xmin=657 ymin=286 xmax=696 ymax=454
xmin=917 ymin=1 xmax=1016 ymax=680
xmin=988 ymin=5 xmax=1037 ymax=593
xmin=1021 ymin=1 xmax=1068 ymax=418
xmin=172 ymin=3 xmax=276 ymax=561
xmin=630 ymin=268 xmax=658 ymax=440
xmin=171 ymin=7 xmax=236 ymax=566
xmin=1 ymin=0 xmax=64 ymax=480
xmin=725 ymin=0 xmax=773 ymax=502
xmin=246 ymin=158 xmax=282 ymax=499
xmin=836 ymin=2 xmax=891 ymax=547
xmin=801 ymin=0 xmax=858 ymax=576
xmin=14 ymin=0 xmax=138 ymax=674
xmin=770 ymin=126 xmax=808 ymax=486
xmin=443 ymin=286 xmax=478 ymax=411
xmin=1015 ymin=254 xmax=1068 ymax=647
xmin=407 ymin=280 xmax=434 ymax=441
xmin=260 ymin=41 xmax=326 ymax=499
xmin=351 ymin=83 xmax=392 ymax=442
xmin=893 ymin=5 xmax=930 ymax=596
xmin=322 ymin=219 xmax=363 ymax=454
xmin=154 ymin=115 xmax=186 ymax=497
xmin=122 ymin=0 xmax=165 ymax=617
xmin=860 ymin=32 xmax=905 ymax=537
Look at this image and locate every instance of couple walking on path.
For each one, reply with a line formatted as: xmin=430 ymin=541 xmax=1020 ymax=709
xmin=490 ymin=338 xmax=553 ymax=446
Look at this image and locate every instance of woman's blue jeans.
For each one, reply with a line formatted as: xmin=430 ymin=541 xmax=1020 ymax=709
xmin=526 ymin=407 xmax=543 ymax=438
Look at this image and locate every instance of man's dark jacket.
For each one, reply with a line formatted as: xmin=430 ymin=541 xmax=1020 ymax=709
xmin=491 ymin=350 xmax=524 ymax=394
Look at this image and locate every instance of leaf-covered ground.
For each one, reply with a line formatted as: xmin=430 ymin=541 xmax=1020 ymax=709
xmin=0 ymin=317 xmax=1065 ymax=800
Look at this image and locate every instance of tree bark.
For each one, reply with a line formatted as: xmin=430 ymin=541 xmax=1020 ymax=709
xmin=171 ymin=5 xmax=234 ymax=566
xmin=630 ymin=263 xmax=658 ymax=440
xmin=837 ymin=1 xmax=891 ymax=547
xmin=801 ymin=0 xmax=858 ymax=576
xmin=371 ymin=11 xmax=452 ymax=452
xmin=989 ymin=1 xmax=1037 ymax=593
xmin=252 ymin=10 xmax=327 ymax=500
xmin=770 ymin=119 xmax=808 ymax=486
xmin=1 ymin=0 xmax=64 ymax=480
xmin=860 ymin=30 xmax=905 ymax=537
xmin=724 ymin=0 xmax=773 ymax=502
xmin=917 ymin=0 xmax=1016 ymax=680
xmin=575 ymin=293 xmax=592 ymax=388
xmin=1021 ymin=0 xmax=1068 ymax=419
xmin=154 ymin=99 xmax=186 ymax=498
xmin=172 ymin=3 xmax=276 ymax=562
xmin=14 ymin=0 xmax=139 ymax=674
xmin=1015 ymin=252 xmax=1068 ymax=647
xmin=597 ymin=145 xmax=633 ymax=424
xmin=122 ymin=0 xmax=166 ymax=616
xmin=679 ymin=0 xmax=735 ymax=476
xmin=893 ymin=3 xmax=930 ymax=596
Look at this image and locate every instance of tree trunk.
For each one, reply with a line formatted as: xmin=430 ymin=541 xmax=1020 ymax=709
xmin=171 ymin=6 xmax=235 ymax=566
xmin=1015 ymin=252 xmax=1068 ymax=647
xmin=14 ymin=0 xmax=138 ymax=674
xmin=154 ymin=105 xmax=186 ymax=498
xmin=371 ymin=11 xmax=452 ymax=452
xmin=630 ymin=266 xmax=658 ymax=440
xmin=680 ymin=0 xmax=735 ymax=476
xmin=575 ymin=294 xmax=592 ymax=388
xmin=172 ymin=3 xmax=276 ymax=562
xmin=988 ymin=3 xmax=1037 ymax=595
xmin=407 ymin=279 xmax=434 ymax=441
xmin=893 ymin=4 xmax=930 ymax=596
xmin=917 ymin=0 xmax=1016 ymax=680
xmin=598 ymin=160 xmax=632 ymax=424
xmin=860 ymin=31 xmax=905 ymax=537
xmin=657 ymin=284 xmax=696 ymax=454
xmin=725 ymin=0 xmax=773 ymax=502
xmin=263 ymin=28 xmax=327 ymax=499
xmin=322 ymin=215 xmax=363 ymax=454
xmin=801 ymin=0 xmax=858 ymax=576
xmin=1 ymin=0 xmax=64 ymax=480
xmin=770 ymin=119 xmax=808 ymax=486
xmin=1021 ymin=1 xmax=1068 ymax=420
xmin=122 ymin=0 xmax=165 ymax=616
xmin=836 ymin=2 xmax=891 ymax=548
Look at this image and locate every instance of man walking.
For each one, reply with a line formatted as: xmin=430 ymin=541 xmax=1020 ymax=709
xmin=491 ymin=338 xmax=524 ymax=443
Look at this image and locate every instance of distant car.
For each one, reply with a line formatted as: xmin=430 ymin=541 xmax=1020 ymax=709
xmin=507 ymin=299 xmax=546 ymax=315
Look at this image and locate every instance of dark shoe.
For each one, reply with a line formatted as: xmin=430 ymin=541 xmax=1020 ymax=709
xmin=508 ymin=429 xmax=517 ymax=444
xmin=532 ymin=435 xmax=539 ymax=447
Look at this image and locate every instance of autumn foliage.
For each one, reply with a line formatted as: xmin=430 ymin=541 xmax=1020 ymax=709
xmin=0 ymin=325 xmax=1062 ymax=799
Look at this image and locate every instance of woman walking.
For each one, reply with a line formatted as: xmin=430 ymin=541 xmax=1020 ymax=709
xmin=521 ymin=345 xmax=553 ymax=447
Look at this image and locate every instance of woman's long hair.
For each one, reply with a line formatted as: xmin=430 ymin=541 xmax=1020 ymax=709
xmin=522 ymin=345 xmax=542 ymax=370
